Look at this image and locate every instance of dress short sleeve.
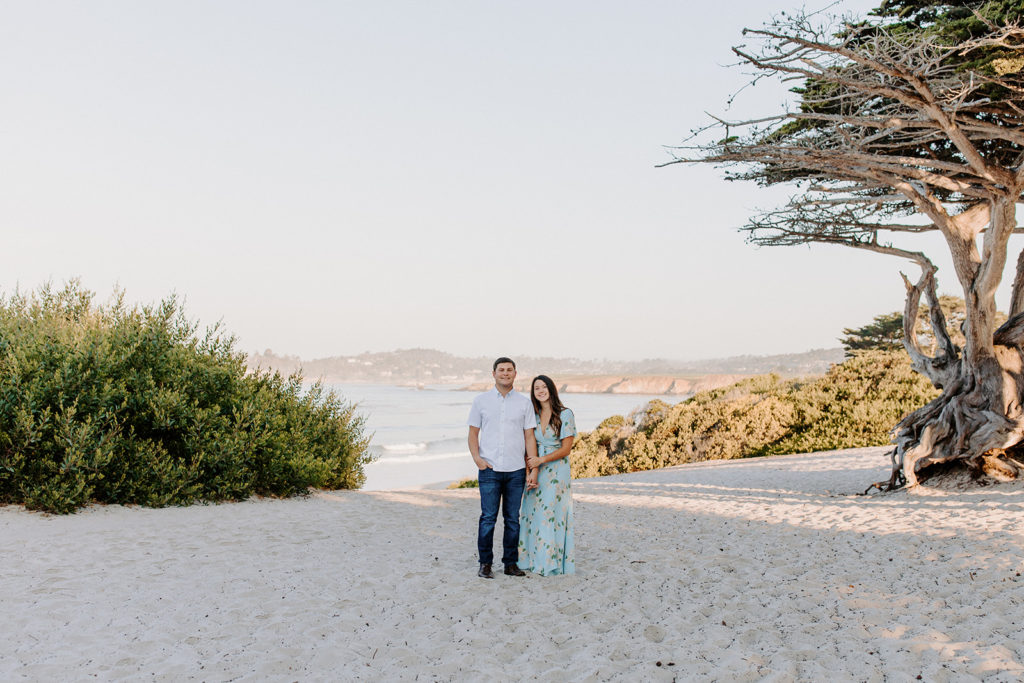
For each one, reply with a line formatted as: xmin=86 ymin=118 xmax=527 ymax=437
xmin=559 ymin=408 xmax=576 ymax=439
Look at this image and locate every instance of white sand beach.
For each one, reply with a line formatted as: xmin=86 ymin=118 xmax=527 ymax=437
xmin=3 ymin=446 xmax=1024 ymax=681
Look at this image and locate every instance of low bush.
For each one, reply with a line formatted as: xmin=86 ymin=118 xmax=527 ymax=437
xmin=570 ymin=350 xmax=938 ymax=479
xmin=0 ymin=282 xmax=371 ymax=513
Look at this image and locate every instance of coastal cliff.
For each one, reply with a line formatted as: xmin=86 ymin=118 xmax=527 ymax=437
xmin=460 ymin=374 xmax=753 ymax=396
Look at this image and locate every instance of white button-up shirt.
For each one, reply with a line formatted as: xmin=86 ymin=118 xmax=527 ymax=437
xmin=467 ymin=388 xmax=537 ymax=472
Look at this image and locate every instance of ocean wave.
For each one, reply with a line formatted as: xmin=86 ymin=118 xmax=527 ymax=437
xmin=380 ymin=442 xmax=429 ymax=453
xmin=373 ymin=436 xmax=465 ymax=454
xmin=369 ymin=451 xmax=468 ymax=465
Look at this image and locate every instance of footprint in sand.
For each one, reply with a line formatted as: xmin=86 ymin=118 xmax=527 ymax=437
xmin=558 ymin=602 xmax=584 ymax=616
xmin=644 ymin=625 xmax=667 ymax=642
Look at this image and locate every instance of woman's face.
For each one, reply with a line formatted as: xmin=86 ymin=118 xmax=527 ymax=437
xmin=533 ymin=380 xmax=550 ymax=403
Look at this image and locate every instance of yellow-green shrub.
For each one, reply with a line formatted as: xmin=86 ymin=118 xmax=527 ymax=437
xmin=570 ymin=351 xmax=938 ymax=479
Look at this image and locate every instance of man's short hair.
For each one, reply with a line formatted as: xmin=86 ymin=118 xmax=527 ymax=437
xmin=493 ymin=357 xmax=516 ymax=371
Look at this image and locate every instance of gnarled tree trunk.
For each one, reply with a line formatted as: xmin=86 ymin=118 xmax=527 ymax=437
xmin=889 ymin=196 xmax=1024 ymax=488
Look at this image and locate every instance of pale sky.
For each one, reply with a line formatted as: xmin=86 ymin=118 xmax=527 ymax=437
xmin=4 ymin=0 xmax=1018 ymax=361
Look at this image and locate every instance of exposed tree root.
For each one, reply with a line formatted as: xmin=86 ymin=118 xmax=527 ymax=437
xmin=918 ymin=451 xmax=1022 ymax=488
xmin=874 ymin=242 xmax=1024 ymax=492
xmin=867 ymin=450 xmax=1023 ymax=494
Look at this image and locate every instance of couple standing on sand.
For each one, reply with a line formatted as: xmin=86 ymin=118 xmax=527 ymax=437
xmin=467 ymin=357 xmax=576 ymax=579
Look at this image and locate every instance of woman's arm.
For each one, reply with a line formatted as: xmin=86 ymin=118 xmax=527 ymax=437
xmin=525 ymin=428 xmax=540 ymax=489
xmin=539 ymin=436 xmax=574 ymax=464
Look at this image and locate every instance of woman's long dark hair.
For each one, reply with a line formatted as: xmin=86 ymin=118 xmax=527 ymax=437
xmin=531 ymin=375 xmax=566 ymax=435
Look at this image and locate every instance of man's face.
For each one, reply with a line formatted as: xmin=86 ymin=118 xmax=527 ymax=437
xmin=493 ymin=362 xmax=517 ymax=388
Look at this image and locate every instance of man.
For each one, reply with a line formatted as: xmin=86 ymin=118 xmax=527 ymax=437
xmin=467 ymin=357 xmax=538 ymax=579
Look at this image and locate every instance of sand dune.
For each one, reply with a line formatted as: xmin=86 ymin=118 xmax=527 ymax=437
xmin=3 ymin=446 xmax=1024 ymax=681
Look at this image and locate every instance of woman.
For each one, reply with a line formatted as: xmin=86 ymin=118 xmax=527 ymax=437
xmin=518 ymin=375 xmax=576 ymax=576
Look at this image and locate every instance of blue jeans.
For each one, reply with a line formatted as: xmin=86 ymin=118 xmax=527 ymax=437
xmin=477 ymin=467 xmax=526 ymax=566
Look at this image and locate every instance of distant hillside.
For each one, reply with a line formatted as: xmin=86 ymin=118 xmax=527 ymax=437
xmin=671 ymin=348 xmax=845 ymax=375
xmin=462 ymin=374 xmax=758 ymax=396
xmin=247 ymin=347 xmax=845 ymax=389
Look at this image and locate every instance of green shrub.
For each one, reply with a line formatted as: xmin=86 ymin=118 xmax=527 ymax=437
xmin=447 ymin=477 xmax=479 ymax=489
xmin=764 ymin=350 xmax=938 ymax=456
xmin=570 ymin=350 xmax=938 ymax=479
xmin=0 ymin=282 xmax=371 ymax=513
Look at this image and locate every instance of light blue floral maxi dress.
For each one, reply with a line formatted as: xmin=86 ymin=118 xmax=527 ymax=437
xmin=518 ymin=408 xmax=576 ymax=576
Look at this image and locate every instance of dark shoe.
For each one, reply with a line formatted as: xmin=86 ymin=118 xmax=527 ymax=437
xmin=504 ymin=563 xmax=526 ymax=577
xmin=478 ymin=564 xmax=494 ymax=579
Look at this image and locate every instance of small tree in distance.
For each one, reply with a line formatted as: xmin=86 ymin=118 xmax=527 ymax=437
xmin=667 ymin=1 xmax=1024 ymax=487
xmin=841 ymin=312 xmax=905 ymax=355
xmin=841 ymin=296 xmax=1004 ymax=357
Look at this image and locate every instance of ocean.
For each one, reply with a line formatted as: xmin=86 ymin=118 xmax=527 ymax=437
xmin=328 ymin=384 xmax=681 ymax=490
